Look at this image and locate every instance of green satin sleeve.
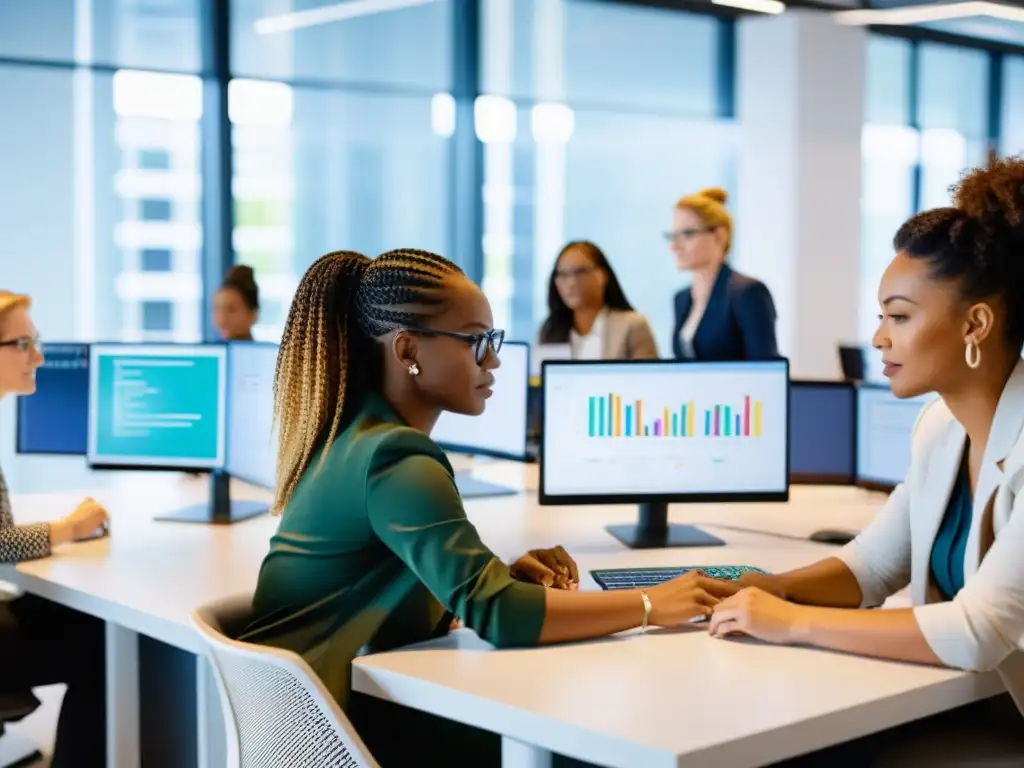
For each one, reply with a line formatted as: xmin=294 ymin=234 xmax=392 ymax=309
xmin=366 ymin=449 xmax=546 ymax=649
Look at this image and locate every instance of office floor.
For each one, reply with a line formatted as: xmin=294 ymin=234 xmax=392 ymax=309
xmin=4 ymin=684 xmax=60 ymax=768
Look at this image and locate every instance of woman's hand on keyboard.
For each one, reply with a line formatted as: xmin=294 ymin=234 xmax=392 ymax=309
xmin=647 ymin=571 xmax=744 ymax=626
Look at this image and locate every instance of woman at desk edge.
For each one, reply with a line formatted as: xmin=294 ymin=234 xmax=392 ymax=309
xmin=669 ymin=187 xmax=779 ymax=361
xmin=0 ymin=291 xmax=109 ymax=767
xmin=710 ymin=159 xmax=1024 ymax=744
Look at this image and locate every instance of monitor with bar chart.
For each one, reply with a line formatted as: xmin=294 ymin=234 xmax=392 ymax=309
xmin=586 ymin=392 xmax=763 ymax=439
xmin=540 ymin=359 xmax=790 ymax=501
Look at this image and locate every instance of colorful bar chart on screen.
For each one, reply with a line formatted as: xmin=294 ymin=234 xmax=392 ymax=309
xmin=586 ymin=394 xmax=763 ymax=438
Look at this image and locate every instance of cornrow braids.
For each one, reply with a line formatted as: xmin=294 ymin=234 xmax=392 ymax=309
xmin=271 ymin=248 xmax=464 ymax=514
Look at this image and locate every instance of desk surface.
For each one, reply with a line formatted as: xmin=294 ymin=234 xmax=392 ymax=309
xmin=1 ymin=462 xmax=1000 ymax=768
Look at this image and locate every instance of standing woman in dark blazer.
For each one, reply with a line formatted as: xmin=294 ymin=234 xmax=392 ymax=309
xmin=0 ymin=291 xmax=108 ymax=766
xmin=668 ymin=188 xmax=779 ymax=360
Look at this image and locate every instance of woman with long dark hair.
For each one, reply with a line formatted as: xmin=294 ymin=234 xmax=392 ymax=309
xmin=537 ymin=240 xmax=657 ymax=359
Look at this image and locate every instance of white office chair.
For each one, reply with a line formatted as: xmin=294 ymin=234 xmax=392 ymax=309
xmin=191 ymin=594 xmax=378 ymax=768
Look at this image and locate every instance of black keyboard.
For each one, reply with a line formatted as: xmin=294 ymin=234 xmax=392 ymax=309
xmin=591 ymin=565 xmax=768 ymax=590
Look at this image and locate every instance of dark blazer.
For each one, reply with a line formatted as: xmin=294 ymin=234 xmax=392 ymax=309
xmin=672 ymin=263 xmax=779 ymax=361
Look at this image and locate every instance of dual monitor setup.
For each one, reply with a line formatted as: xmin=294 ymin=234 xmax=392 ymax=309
xmin=538 ymin=359 xmax=930 ymax=551
xmin=19 ymin=342 xmax=278 ymax=524
xmin=16 ymin=340 xmax=535 ymax=523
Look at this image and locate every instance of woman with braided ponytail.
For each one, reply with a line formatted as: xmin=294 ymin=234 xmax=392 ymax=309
xmin=708 ymin=158 xmax=1024 ymax=764
xmin=242 ymin=249 xmax=741 ymax=764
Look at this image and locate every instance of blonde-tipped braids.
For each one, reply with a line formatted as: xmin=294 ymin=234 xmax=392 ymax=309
xmin=271 ymin=248 xmax=463 ymax=514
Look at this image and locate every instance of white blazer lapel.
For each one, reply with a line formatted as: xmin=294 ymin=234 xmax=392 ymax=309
xmin=966 ymin=359 xmax=1024 ymax=575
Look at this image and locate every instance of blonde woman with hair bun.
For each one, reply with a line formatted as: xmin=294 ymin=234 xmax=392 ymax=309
xmin=0 ymin=290 xmax=108 ymax=766
xmin=667 ymin=187 xmax=779 ymax=361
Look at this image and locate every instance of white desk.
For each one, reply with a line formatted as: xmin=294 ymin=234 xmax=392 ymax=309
xmin=0 ymin=464 xmax=1001 ymax=768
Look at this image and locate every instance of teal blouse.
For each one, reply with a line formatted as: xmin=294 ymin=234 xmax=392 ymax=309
xmin=929 ymin=461 xmax=973 ymax=601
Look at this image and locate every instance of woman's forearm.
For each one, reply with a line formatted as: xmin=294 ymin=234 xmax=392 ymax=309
xmin=774 ymin=557 xmax=864 ymax=607
xmin=538 ymin=588 xmax=644 ymax=644
xmin=795 ymin=606 xmax=942 ymax=665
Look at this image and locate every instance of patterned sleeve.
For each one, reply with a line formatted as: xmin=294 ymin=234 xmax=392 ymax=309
xmin=0 ymin=466 xmax=51 ymax=564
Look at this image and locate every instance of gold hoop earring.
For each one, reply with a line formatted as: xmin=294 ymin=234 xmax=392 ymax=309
xmin=965 ymin=340 xmax=981 ymax=370
xmin=408 ymin=363 xmax=420 ymax=376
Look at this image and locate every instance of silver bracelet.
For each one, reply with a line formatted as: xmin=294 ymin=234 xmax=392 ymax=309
xmin=640 ymin=590 xmax=652 ymax=633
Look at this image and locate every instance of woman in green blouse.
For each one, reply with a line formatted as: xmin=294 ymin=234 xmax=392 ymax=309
xmin=242 ymin=249 xmax=738 ymax=764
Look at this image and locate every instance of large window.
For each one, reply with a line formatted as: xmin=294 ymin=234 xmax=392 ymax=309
xmin=860 ymin=34 xmax=1011 ymax=365
xmin=0 ymin=0 xmax=202 ymax=71
xmin=230 ymin=82 xmax=449 ymax=337
xmin=479 ymin=0 xmax=734 ymax=353
xmin=861 ymin=36 xmax=916 ymax=350
xmin=0 ymin=65 xmax=203 ymax=344
xmin=230 ymin=0 xmax=452 ymax=90
xmin=917 ymin=43 xmax=989 ymax=210
xmin=228 ymin=0 xmax=455 ymax=340
xmin=1003 ymin=56 xmax=1024 ymax=156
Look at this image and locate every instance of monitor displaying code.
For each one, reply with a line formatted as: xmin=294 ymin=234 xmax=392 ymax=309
xmin=88 ymin=344 xmax=227 ymax=470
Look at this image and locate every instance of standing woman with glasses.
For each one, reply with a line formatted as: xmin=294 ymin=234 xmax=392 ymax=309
xmin=0 ymin=291 xmax=108 ymax=767
xmin=537 ymin=240 xmax=658 ymax=360
xmin=668 ymin=187 xmax=779 ymax=361
xmin=242 ymin=250 xmax=740 ymax=764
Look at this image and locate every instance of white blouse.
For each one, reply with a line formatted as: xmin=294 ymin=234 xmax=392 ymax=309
xmin=570 ymin=308 xmax=607 ymax=360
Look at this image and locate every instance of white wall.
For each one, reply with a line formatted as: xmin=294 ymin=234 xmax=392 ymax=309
xmin=734 ymin=11 xmax=866 ymax=379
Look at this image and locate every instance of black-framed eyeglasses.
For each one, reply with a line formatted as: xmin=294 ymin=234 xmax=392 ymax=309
xmin=663 ymin=226 xmax=715 ymax=242
xmin=405 ymin=328 xmax=505 ymax=364
xmin=0 ymin=335 xmax=40 ymax=354
xmin=554 ymin=266 xmax=598 ymax=282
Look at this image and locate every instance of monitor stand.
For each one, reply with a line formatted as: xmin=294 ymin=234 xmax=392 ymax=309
xmin=605 ymin=502 xmax=725 ymax=550
xmin=454 ymin=471 xmax=519 ymax=499
xmin=154 ymin=471 xmax=269 ymax=525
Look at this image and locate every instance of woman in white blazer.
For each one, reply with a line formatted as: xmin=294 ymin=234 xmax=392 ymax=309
xmin=537 ymin=240 xmax=658 ymax=360
xmin=707 ymin=158 xmax=1024 ymax=761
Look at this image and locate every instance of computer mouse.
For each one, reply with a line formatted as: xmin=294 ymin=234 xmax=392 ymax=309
xmin=809 ymin=529 xmax=855 ymax=545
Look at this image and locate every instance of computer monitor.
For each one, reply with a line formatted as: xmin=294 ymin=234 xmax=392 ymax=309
xmin=226 ymin=341 xmax=278 ymax=492
xmin=540 ymin=359 xmax=790 ymax=549
xmin=789 ymin=380 xmax=856 ymax=484
xmin=856 ymin=383 xmax=931 ymax=492
xmin=838 ymin=345 xmax=866 ymax=382
xmin=433 ymin=341 xmax=529 ymax=461
xmin=431 ymin=341 xmax=529 ymax=498
xmin=88 ymin=343 xmax=261 ymax=524
xmin=16 ymin=342 xmax=90 ymax=456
